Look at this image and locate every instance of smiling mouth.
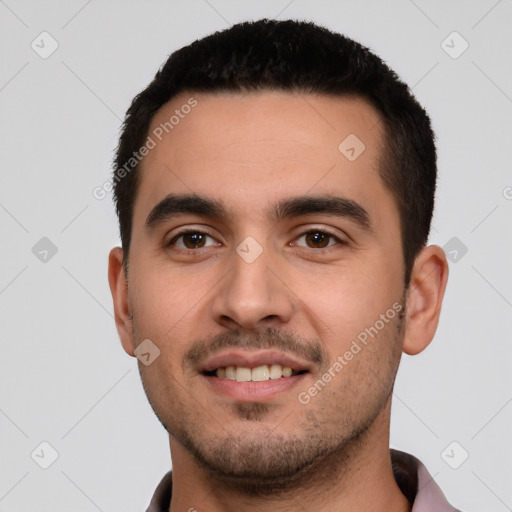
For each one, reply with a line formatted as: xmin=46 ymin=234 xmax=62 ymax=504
xmin=203 ymin=364 xmax=309 ymax=382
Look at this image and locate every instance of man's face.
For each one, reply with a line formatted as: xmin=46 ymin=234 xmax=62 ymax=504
xmin=123 ymin=91 xmax=407 ymax=489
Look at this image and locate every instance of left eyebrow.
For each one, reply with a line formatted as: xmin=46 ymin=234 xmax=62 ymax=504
xmin=145 ymin=193 xmax=373 ymax=234
xmin=271 ymin=194 xmax=373 ymax=233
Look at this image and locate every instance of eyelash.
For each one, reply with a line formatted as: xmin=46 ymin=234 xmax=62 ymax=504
xmin=166 ymin=229 xmax=220 ymax=250
xmin=293 ymin=231 xmax=348 ymax=250
xmin=166 ymin=228 xmax=347 ymax=251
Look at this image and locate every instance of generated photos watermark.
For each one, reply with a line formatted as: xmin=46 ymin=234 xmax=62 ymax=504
xmin=298 ymin=301 xmax=403 ymax=405
xmin=93 ymin=97 xmax=198 ymax=200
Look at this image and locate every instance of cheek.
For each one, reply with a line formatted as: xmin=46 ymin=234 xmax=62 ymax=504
xmin=128 ymin=258 xmax=211 ymax=341
xmin=290 ymin=258 xmax=402 ymax=350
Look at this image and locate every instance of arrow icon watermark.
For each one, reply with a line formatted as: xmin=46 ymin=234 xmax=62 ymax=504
xmin=338 ymin=134 xmax=365 ymax=161
xmin=32 ymin=237 xmax=58 ymax=263
xmin=236 ymin=236 xmax=263 ymax=263
xmin=443 ymin=236 xmax=468 ymax=263
xmin=134 ymin=339 xmax=161 ymax=366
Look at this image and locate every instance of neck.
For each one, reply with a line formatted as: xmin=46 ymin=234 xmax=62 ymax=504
xmin=167 ymin=404 xmax=411 ymax=512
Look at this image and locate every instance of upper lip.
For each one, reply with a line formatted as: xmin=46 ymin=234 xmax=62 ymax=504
xmin=200 ymin=349 xmax=313 ymax=373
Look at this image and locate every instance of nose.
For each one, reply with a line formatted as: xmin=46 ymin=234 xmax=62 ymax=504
xmin=211 ymin=244 xmax=294 ymax=331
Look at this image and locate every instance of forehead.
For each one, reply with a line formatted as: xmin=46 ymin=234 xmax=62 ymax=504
xmin=134 ymin=91 xmax=392 ymax=226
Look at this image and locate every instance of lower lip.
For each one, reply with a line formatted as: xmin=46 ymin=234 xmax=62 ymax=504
xmin=202 ymin=373 xmax=308 ymax=402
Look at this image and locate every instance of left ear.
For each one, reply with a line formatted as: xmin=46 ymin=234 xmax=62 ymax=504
xmin=402 ymin=245 xmax=449 ymax=355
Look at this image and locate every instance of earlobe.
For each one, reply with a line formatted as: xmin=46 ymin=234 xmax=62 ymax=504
xmin=402 ymin=245 xmax=449 ymax=355
xmin=108 ymin=247 xmax=135 ymax=357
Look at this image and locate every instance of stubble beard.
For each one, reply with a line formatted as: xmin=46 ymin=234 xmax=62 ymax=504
xmin=138 ymin=300 xmax=406 ymax=497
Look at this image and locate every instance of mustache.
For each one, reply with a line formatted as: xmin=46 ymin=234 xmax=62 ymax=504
xmin=183 ymin=327 xmax=328 ymax=370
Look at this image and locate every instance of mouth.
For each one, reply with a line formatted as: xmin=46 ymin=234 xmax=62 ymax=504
xmin=203 ymin=364 xmax=308 ymax=381
xmin=199 ymin=350 xmax=311 ymax=402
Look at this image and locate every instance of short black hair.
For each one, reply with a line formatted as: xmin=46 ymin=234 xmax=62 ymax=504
xmin=113 ymin=19 xmax=437 ymax=286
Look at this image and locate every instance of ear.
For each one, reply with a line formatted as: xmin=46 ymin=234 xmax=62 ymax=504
xmin=108 ymin=247 xmax=135 ymax=357
xmin=402 ymin=245 xmax=449 ymax=355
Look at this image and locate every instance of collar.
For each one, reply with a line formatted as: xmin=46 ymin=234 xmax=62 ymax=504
xmin=146 ymin=449 xmax=460 ymax=512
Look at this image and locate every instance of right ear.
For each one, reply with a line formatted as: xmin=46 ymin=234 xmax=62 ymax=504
xmin=108 ymin=247 xmax=135 ymax=356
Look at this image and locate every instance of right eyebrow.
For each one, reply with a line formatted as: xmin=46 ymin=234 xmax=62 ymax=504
xmin=145 ymin=194 xmax=227 ymax=230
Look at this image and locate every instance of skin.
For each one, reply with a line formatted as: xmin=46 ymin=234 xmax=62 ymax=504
xmin=108 ymin=91 xmax=449 ymax=512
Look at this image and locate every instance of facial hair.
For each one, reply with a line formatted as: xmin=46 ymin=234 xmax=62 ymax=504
xmin=136 ymin=298 xmax=406 ymax=497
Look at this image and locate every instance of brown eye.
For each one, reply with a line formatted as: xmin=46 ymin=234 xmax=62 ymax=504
xmin=304 ymin=231 xmax=331 ymax=248
xmin=182 ymin=232 xmax=206 ymax=248
xmin=294 ymin=231 xmax=341 ymax=249
xmin=168 ymin=231 xmax=218 ymax=249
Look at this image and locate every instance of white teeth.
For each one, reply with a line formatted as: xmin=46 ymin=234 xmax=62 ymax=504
xmin=235 ymin=366 xmax=252 ymax=382
xmin=225 ymin=366 xmax=236 ymax=380
xmin=214 ymin=364 xmax=298 ymax=381
xmin=269 ymin=364 xmax=282 ymax=379
xmin=251 ymin=365 xmax=270 ymax=381
xmin=282 ymin=366 xmax=292 ymax=378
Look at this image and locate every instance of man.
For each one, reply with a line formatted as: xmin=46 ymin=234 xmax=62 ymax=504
xmin=108 ymin=19 xmax=459 ymax=511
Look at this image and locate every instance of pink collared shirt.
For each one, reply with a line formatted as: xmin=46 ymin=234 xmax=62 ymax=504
xmin=146 ymin=450 xmax=462 ymax=511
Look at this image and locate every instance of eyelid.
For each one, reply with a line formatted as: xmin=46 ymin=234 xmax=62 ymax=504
xmin=291 ymin=230 xmax=347 ymax=249
xmin=166 ymin=227 xmax=221 ymax=248
xmin=291 ymin=224 xmax=349 ymax=241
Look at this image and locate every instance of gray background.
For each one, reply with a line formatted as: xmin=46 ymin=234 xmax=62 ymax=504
xmin=1 ymin=1 xmax=511 ymax=510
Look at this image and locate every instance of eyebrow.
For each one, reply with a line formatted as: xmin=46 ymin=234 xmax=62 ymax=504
xmin=272 ymin=194 xmax=372 ymax=232
xmin=145 ymin=193 xmax=373 ymax=233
